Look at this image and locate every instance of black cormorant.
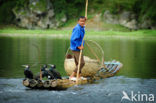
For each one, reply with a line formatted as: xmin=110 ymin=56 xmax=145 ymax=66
xmin=41 ymin=64 xmax=54 ymax=79
xmin=48 ymin=64 xmax=62 ymax=79
xmin=23 ymin=65 xmax=33 ymax=79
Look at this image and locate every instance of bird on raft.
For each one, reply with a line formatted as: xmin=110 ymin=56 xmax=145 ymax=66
xmin=22 ymin=65 xmax=33 ymax=79
xmin=41 ymin=64 xmax=55 ymax=80
xmin=48 ymin=64 xmax=62 ymax=79
xmin=33 ymin=64 xmax=54 ymax=80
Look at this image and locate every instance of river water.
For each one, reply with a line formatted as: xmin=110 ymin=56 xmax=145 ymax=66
xmin=0 ymin=35 xmax=156 ymax=103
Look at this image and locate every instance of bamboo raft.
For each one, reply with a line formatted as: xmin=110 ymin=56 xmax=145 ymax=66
xmin=23 ymin=60 xmax=123 ymax=90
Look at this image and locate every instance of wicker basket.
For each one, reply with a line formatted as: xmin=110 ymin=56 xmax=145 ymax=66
xmin=64 ymin=56 xmax=101 ymax=77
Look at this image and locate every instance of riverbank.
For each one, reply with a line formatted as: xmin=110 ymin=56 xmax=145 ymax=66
xmin=0 ymin=28 xmax=156 ymax=38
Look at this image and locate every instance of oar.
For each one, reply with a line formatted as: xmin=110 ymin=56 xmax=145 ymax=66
xmin=76 ymin=0 xmax=88 ymax=85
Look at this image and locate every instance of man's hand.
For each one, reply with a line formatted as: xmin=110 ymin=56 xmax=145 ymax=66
xmin=78 ymin=46 xmax=84 ymax=50
xmin=85 ymin=17 xmax=87 ymax=21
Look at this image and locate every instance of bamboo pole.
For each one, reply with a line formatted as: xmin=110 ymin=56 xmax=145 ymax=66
xmin=85 ymin=0 xmax=88 ymax=18
xmin=40 ymin=66 xmax=42 ymax=80
xmin=76 ymin=0 xmax=88 ymax=85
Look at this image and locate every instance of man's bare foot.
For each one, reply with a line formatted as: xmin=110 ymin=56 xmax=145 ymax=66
xmin=69 ymin=72 xmax=76 ymax=78
xmin=69 ymin=77 xmax=77 ymax=81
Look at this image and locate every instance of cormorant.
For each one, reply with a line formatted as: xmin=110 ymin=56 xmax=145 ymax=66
xmin=48 ymin=64 xmax=62 ymax=79
xmin=34 ymin=64 xmax=54 ymax=80
xmin=41 ymin=64 xmax=47 ymax=71
xmin=23 ymin=65 xmax=33 ymax=79
xmin=41 ymin=64 xmax=54 ymax=79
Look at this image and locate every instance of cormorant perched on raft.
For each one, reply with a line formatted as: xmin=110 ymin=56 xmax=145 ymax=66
xmin=42 ymin=64 xmax=55 ymax=79
xmin=23 ymin=65 xmax=33 ymax=79
xmin=34 ymin=64 xmax=55 ymax=80
xmin=41 ymin=64 xmax=47 ymax=71
xmin=48 ymin=64 xmax=62 ymax=79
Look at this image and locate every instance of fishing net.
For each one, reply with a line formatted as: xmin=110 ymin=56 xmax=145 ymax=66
xmin=64 ymin=40 xmax=105 ymax=77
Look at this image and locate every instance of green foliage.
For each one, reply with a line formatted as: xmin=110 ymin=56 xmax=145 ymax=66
xmin=0 ymin=0 xmax=16 ymax=24
xmin=51 ymin=0 xmax=66 ymax=21
xmin=13 ymin=0 xmax=29 ymax=15
xmin=51 ymin=0 xmax=85 ymax=19
xmin=15 ymin=0 xmax=29 ymax=9
xmin=91 ymin=0 xmax=137 ymax=14
xmin=133 ymin=0 xmax=156 ymax=24
xmin=29 ymin=0 xmax=47 ymax=12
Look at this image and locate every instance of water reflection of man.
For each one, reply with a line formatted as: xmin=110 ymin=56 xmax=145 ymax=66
xmin=69 ymin=16 xmax=86 ymax=81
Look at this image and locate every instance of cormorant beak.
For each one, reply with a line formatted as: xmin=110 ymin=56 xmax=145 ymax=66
xmin=21 ymin=65 xmax=29 ymax=68
xmin=48 ymin=64 xmax=56 ymax=68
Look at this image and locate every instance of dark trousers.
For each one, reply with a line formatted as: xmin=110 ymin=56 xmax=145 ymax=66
xmin=72 ymin=51 xmax=85 ymax=73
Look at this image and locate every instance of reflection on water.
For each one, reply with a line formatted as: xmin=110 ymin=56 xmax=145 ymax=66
xmin=0 ymin=76 xmax=156 ymax=103
xmin=94 ymin=37 xmax=156 ymax=79
xmin=0 ymin=36 xmax=69 ymax=77
xmin=0 ymin=36 xmax=156 ymax=79
xmin=0 ymin=36 xmax=156 ymax=103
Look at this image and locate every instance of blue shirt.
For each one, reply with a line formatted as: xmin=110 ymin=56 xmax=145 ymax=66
xmin=70 ymin=24 xmax=85 ymax=51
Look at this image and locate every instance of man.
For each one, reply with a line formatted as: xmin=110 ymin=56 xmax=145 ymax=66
xmin=69 ymin=16 xmax=86 ymax=80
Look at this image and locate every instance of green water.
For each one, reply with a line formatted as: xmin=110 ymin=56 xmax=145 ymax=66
xmin=0 ymin=36 xmax=156 ymax=79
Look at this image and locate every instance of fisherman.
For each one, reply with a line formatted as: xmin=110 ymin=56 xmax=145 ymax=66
xmin=69 ymin=16 xmax=87 ymax=80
